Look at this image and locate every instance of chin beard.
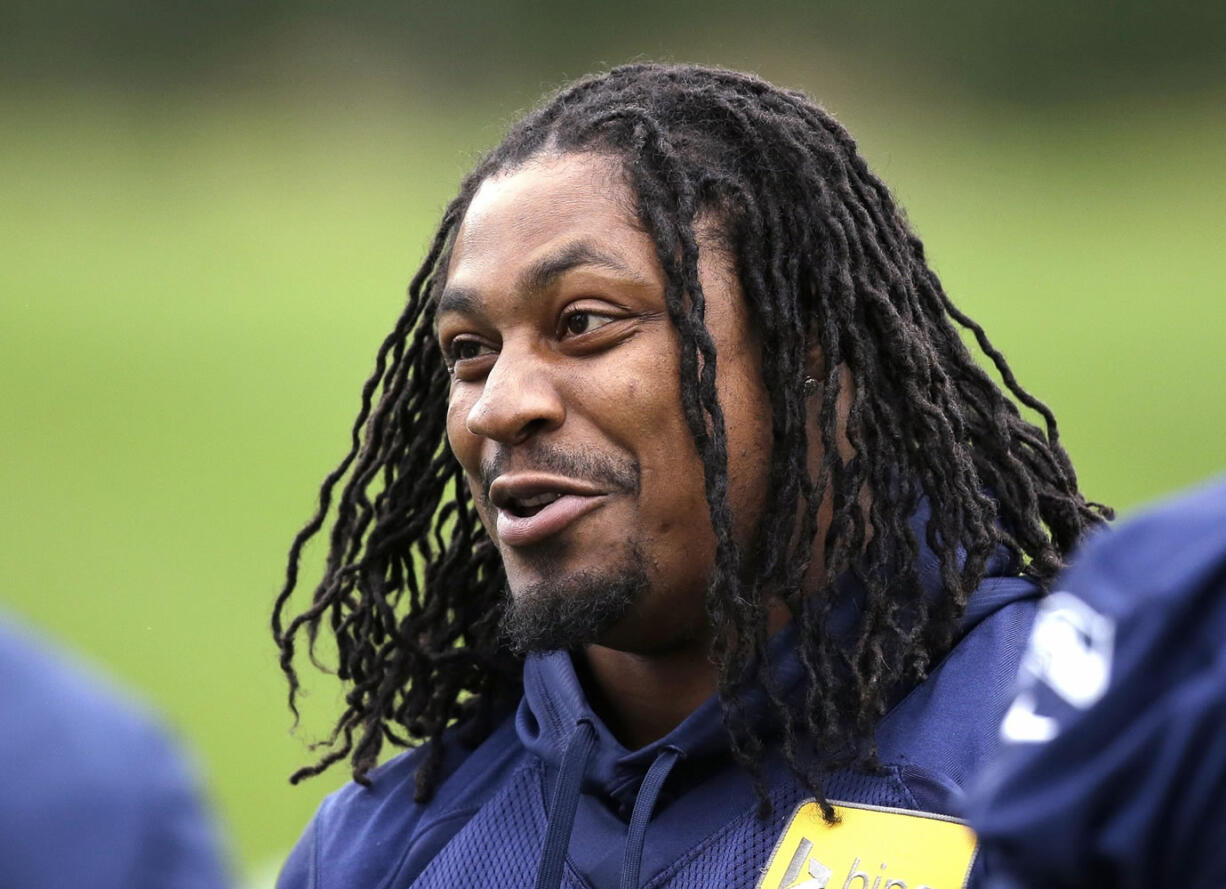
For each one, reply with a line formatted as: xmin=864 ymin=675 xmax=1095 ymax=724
xmin=499 ymin=558 xmax=648 ymax=655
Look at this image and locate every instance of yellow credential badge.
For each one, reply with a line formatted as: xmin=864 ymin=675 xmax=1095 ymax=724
xmin=757 ymin=801 xmax=978 ymax=889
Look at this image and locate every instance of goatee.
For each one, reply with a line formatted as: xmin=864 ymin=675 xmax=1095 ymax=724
xmin=499 ymin=561 xmax=648 ymax=654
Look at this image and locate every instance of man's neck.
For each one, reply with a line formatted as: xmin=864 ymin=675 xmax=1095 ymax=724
xmin=575 ymin=642 xmax=718 ymax=750
xmin=574 ymin=600 xmax=792 ymax=750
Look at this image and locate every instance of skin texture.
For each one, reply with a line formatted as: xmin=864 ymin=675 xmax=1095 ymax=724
xmin=438 ymin=152 xmax=788 ymax=745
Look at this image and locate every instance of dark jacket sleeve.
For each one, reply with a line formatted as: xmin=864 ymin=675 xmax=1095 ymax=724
xmin=0 ymin=615 xmax=232 ymax=889
xmin=968 ymin=479 xmax=1226 ymax=889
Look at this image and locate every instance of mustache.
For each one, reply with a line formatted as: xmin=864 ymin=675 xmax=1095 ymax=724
xmin=479 ymin=442 xmax=640 ymax=503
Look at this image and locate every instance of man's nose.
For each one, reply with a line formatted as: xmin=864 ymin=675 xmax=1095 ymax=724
xmin=465 ymin=345 xmax=565 ymax=445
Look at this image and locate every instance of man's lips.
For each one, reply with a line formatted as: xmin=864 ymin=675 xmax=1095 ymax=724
xmin=487 ymin=473 xmax=610 ymax=547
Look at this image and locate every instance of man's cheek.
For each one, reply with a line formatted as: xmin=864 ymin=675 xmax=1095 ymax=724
xmin=445 ymin=405 xmax=476 ymax=468
xmin=465 ymin=477 xmax=491 ymax=522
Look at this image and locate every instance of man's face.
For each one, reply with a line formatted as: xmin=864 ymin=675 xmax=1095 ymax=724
xmin=438 ymin=152 xmax=772 ymax=655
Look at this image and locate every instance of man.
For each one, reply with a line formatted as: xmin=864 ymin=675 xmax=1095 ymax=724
xmin=969 ymin=477 xmax=1226 ymax=889
xmin=273 ymin=64 xmax=1107 ymax=889
xmin=0 ymin=611 xmax=231 ymax=889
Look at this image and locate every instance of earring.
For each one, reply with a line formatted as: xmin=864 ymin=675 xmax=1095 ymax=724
xmin=803 ymin=377 xmax=819 ymax=396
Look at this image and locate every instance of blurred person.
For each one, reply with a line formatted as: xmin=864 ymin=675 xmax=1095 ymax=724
xmin=969 ymin=476 xmax=1226 ymax=889
xmin=0 ymin=611 xmax=231 ymax=889
xmin=272 ymin=64 xmax=1109 ymax=889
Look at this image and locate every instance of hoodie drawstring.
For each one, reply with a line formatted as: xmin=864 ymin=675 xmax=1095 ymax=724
xmin=618 ymin=747 xmax=681 ymax=889
xmin=536 ymin=722 xmax=683 ymax=889
xmin=535 ymin=720 xmax=597 ymax=889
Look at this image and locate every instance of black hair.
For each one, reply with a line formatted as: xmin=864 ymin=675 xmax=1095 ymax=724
xmin=272 ymin=63 xmax=1110 ymax=813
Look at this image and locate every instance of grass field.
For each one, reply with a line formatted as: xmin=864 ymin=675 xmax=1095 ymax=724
xmin=2 ymin=79 xmax=1223 ymax=882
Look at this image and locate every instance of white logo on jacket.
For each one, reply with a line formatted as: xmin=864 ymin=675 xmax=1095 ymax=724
xmin=1001 ymin=591 xmax=1115 ymax=744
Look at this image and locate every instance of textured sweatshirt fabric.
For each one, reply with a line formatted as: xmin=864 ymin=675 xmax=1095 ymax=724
xmin=279 ymin=545 xmax=1041 ymax=889
xmin=969 ymin=477 xmax=1226 ymax=889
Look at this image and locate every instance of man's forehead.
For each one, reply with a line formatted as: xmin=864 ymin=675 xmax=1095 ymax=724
xmin=451 ymin=154 xmax=635 ymax=254
xmin=436 ymin=157 xmax=663 ymax=316
xmin=433 ymin=150 xmax=746 ymax=335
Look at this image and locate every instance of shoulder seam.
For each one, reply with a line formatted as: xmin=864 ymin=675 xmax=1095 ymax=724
xmin=885 ymin=762 xmax=924 ymax=810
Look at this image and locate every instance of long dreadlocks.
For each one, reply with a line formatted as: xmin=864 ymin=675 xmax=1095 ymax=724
xmin=272 ymin=63 xmax=1110 ymax=810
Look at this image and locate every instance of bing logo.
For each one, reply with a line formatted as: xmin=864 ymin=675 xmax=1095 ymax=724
xmin=758 ymin=803 xmax=977 ymax=889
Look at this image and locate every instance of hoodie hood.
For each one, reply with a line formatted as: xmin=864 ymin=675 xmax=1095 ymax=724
xmin=518 ymin=622 xmax=809 ymax=809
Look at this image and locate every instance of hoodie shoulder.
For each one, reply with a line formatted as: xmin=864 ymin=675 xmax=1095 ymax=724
xmin=278 ymin=712 xmax=527 ymax=889
xmin=875 ymin=576 xmax=1043 ymax=814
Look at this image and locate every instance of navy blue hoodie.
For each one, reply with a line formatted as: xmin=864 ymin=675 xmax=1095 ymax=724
xmin=280 ymin=527 xmax=1041 ymax=889
xmin=969 ymin=477 xmax=1226 ymax=889
xmin=0 ymin=613 xmax=231 ymax=889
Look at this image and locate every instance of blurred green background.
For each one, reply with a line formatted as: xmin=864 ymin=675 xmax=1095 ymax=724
xmin=2 ymin=2 xmax=1223 ymax=885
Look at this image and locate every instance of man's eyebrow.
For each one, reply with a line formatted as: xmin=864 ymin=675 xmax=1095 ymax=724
xmin=435 ymin=286 xmax=481 ymax=327
xmin=435 ymin=240 xmax=651 ymax=331
xmin=519 ymin=240 xmax=651 ymax=294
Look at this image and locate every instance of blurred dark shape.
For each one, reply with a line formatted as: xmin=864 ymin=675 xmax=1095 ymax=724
xmin=2 ymin=0 xmax=1223 ymax=103
xmin=0 ymin=611 xmax=232 ymax=889
xmin=969 ymin=476 xmax=1226 ymax=887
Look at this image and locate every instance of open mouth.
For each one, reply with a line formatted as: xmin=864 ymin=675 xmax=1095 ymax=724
xmin=487 ymin=475 xmax=611 ymax=547
xmin=505 ymin=492 xmax=563 ymax=518
xmin=494 ymin=492 xmax=606 ymax=546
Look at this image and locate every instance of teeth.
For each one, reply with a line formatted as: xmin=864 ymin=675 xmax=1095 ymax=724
xmin=518 ymin=492 xmax=562 ymax=509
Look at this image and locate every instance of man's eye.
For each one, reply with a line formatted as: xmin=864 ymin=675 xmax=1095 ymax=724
xmin=562 ymin=311 xmax=613 ymax=336
xmin=446 ymin=339 xmax=492 ymax=363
